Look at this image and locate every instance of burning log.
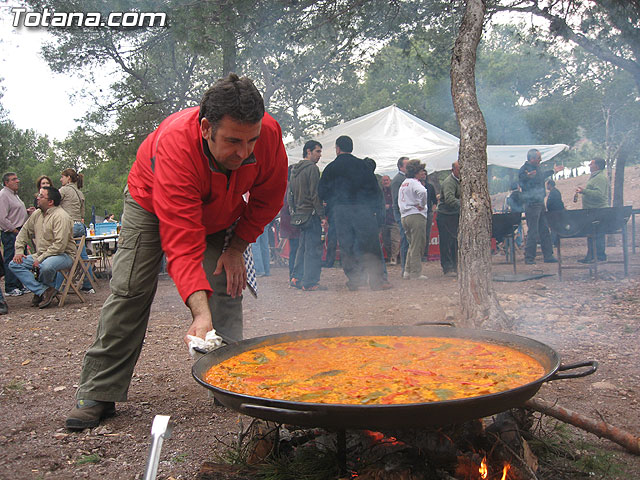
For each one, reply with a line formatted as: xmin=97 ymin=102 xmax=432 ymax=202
xmin=525 ymin=397 xmax=640 ymax=455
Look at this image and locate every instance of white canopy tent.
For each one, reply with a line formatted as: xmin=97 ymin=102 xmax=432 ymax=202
xmin=285 ymin=105 xmax=568 ymax=174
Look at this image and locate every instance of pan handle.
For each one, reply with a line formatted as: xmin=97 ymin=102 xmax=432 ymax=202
xmin=414 ymin=321 xmax=456 ymax=327
xmin=549 ymin=361 xmax=598 ymax=381
xmin=239 ymin=403 xmax=315 ymax=420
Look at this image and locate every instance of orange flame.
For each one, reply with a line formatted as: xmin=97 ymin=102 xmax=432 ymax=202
xmin=501 ymin=463 xmax=510 ymax=480
xmin=478 ymin=456 xmax=488 ymax=479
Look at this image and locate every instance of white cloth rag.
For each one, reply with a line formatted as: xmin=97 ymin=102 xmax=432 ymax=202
xmin=188 ymin=329 xmax=223 ymax=359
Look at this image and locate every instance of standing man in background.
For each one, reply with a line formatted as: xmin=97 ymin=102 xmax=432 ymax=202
xmin=0 ymin=172 xmax=34 ymax=297
xmin=436 ymin=162 xmax=461 ymax=277
xmin=391 ymin=157 xmax=409 ymax=271
xmin=318 ymin=136 xmax=390 ymax=291
xmin=380 ymin=175 xmax=400 ymax=264
xmin=289 ymin=140 xmax=327 ymax=291
xmin=518 ymin=149 xmax=562 ymax=265
xmin=576 ymin=158 xmax=609 ymax=263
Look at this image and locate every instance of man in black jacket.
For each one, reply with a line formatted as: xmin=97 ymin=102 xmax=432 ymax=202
xmin=318 ymin=136 xmax=391 ymax=291
xmin=518 ymin=149 xmax=562 ymax=265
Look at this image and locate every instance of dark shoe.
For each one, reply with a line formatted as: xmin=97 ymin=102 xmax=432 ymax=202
xmin=38 ymin=287 xmax=58 ymax=309
xmin=543 ymin=257 xmax=558 ymax=263
xmin=345 ymin=281 xmax=360 ymax=291
xmin=524 ymin=258 xmax=536 ymax=265
xmin=66 ymin=399 xmax=116 ymax=430
xmin=577 ymin=257 xmax=594 ymax=264
xmin=302 ymin=284 xmax=328 ymax=291
xmin=31 ymin=294 xmax=42 ymax=307
xmin=597 ymin=255 xmax=607 ymax=262
xmin=0 ymin=301 xmax=7 ymax=315
xmin=371 ymin=283 xmax=393 ymax=291
xmin=289 ymin=278 xmax=302 ymax=289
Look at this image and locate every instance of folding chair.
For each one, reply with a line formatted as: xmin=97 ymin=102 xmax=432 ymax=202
xmin=59 ymin=236 xmax=97 ymax=306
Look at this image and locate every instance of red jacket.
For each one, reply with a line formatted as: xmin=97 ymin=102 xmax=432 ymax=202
xmin=128 ymin=107 xmax=288 ymax=302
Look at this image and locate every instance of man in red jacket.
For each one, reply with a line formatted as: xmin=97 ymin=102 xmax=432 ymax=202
xmin=66 ymin=74 xmax=288 ymax=430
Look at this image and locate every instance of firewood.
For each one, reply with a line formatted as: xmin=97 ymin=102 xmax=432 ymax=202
xmin=525 ymin=397 xmax=640 ymax=455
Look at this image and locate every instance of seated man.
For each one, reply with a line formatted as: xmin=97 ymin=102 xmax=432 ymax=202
xmin=9 ymin=186 xmax=76 ymax=308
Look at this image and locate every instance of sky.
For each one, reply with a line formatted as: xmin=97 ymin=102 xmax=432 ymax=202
xmin=0 ymin=4 xmax=94 ymax=140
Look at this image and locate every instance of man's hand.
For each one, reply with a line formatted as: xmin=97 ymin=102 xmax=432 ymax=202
xmin=527 ymin=169 xmax=537 ymax=177
xmin=321 ymin=218 xmax=328 ymax=229
xmin=553 ymin=164 xmax=564 ymax=173
xmin=214 ymin=249 xmax=247 ymax=298
xmin=576 ymin=187 xmax=584 ymax=194
xmin=13 ymin=253 xmax=25 ymax=264
xmin=32 ymin=258 xmax=40 ymax=268
xmin=26 ymin=206 xmax=36 ymax=215
xmin=184 ymin=290 xmax=213 ymax=346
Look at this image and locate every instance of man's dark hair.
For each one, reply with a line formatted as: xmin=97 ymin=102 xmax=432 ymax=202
xmin=303 ymin=140 xmax=322 ymax=159
xmin=198 ymin=74 xmax=265 ymax=134
xmin=594 ymin=158 xmax=606 ymax=171
xmin=335 ymin=135 xmax=353 ymax=153
xmin=546 ymin=179 xmax=556 ymax=188
xmin=397 ymin=156 xmax=409 ymax=170
xmin=2 ymin=172 xmax=17 ymax=186
xmin=527 ymin=149 xmax=540 ymax=162
xmin=405 ymin=159 xmax=426 ymax=178
xmin=42 ymin=186 xmax=62 ymax=206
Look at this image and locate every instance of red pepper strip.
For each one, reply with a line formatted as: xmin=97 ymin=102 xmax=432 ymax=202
xmin=402 ymin=368 xmax=437 ymax=376
xmin=243 ymin=376 xmax=268 ymax=383
xmin=380 ymin=390 xmax=411 ymax=404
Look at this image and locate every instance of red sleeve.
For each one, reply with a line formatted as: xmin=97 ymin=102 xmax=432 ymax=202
xmin=234 ymin=115 xmax=288 ymax=243
xmin=152 ymin=134 xmax=212 ymax=303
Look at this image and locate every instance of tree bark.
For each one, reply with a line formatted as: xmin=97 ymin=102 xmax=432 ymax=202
xmin=525 ymin=397 xmax=640 ymax=455
xmin=450 ymin=0 xmax=511 ymax=330
xmin=613 ymin=141 xmax=630 ymax=207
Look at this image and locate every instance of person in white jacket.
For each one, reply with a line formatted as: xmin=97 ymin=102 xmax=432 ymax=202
xmin=398 ymin=160 xmax=428 ymax=280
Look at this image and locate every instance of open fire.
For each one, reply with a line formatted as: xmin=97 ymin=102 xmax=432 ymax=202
xmin=478 ymin=456 xmax=511 ymax=480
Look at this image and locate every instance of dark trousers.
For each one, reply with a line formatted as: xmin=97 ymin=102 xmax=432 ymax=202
xmin=524 ymin=203 xmax=554 ymax=261
xmin=393 ymin=211 xmax=409 ymax=272
xmin=436 ymin=212 xmax=459 ymax=274
xmin=288 ymin=237 xmax=299 ymax=280
xmin=292 ymin=215 xmax=322 ymax=288
xmin=1 ymin=231 xmax=23 ymax=292
xmin=586 ymin=232 xmax=606 ymax=260
xmin=335 ymin=204 xmax=384 ymax=289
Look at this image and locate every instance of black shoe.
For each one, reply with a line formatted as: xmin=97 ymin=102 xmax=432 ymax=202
xmin=524 ymin=258 xmax=535 ymax=265
xmin=345 ymin=281 xmax=360 ymax=291
xmin=577 ymin=257 xmax=594 ymax=264
xmin=543 ymin=257 xmax=558 ymax=263
xmin=31 ymin=294 xmax=42 ymax=307
xmin=38 ymin=287 xmax=58 ymax=309
xmin=597 ymin=256 xmax=607 ymax=262
xmin=0 ymin=301 xmax=7 ymax=315
xmin=66 ymin=399 xmax=116 ymax=430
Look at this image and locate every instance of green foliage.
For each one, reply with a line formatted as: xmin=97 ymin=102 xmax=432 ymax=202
xmin=258 ymin=447 xmax=341 ymax=480
xmin=171 ymin=452 xmax=188 ymax=463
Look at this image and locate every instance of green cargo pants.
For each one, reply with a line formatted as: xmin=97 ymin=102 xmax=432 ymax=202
xmin=76 ymin=188 xmax=243 ymax=403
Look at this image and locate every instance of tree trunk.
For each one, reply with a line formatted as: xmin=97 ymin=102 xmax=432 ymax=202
xmin=613 ymin=142 xmax=629 ymax=207
xmin=450 ymin=0 xmax=511 ymax=330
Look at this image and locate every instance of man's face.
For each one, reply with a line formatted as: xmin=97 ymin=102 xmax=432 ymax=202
xmin=308 ymin=146 xmax=322 ymax=163
xmin=417 ymin=170 xmax=427 ymax=182
xmin=201 ymin=115 xmax=262 ymax=172
xmin=589 ymin=160 xmax=598 ymax=172
xmin=452 ymin=162 xmax=460 ymax=178
xmin=37 ymin=188 xmax=52 ymax=211
xmin=5 ymin=175 xmax=19 ymax=192
xmin=530 ymin=152 xmax=541 ymax=167
xmin=381 ymin=176 xmax=391 ymax=188
xmin=399 ymin=159 xmax=408 ymax=173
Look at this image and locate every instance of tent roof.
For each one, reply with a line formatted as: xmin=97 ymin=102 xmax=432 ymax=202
xmin=285 ymin=105 xmax=568 ymax=174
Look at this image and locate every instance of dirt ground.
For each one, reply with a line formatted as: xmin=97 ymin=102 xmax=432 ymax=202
xmin=1 ymin=168 xmax=639 ymax=480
